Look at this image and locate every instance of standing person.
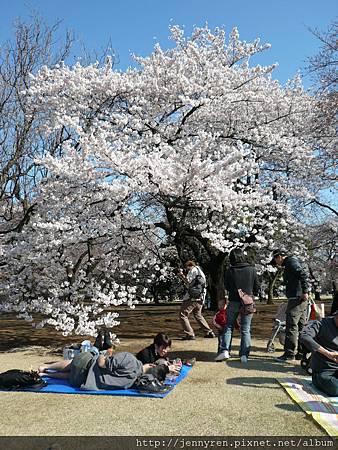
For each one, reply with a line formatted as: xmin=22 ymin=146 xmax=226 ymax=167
xmin=215 ymin=248 xmax=260 ymax=363
xmin=178 ymin=260 xmax=215 ymax=340
xmin=271 ymin=249 xmax=311 ymax=362
xmin=299 ymin=312 xmax=338 ymax=396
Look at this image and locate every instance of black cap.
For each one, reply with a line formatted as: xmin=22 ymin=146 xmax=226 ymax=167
xmin=270 ymin=248 xmax=287 ymax=265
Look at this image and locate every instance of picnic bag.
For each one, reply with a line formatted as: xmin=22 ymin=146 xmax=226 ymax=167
xmin=238 ymin=289 xmax=256 ymax=315
xmin=133 ymin=374 xmax=172 ymax=394
xmin=0 ymin=369 xmax=47 ymax=390
xmin=230 ymin=268 xmax=256 ymax=315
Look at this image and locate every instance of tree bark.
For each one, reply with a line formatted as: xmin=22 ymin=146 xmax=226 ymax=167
xmin=267 ymin=271 xmax=280 ymax=304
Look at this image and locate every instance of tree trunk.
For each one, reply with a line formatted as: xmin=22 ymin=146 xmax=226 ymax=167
xmin=267 ymin=271 xmax=280 ymax=304
xmin=204 ymin=254 xmax=226 ymax=310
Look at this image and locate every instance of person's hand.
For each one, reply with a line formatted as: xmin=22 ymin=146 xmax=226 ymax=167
xmin=300 ymin=293 xmax=309 ymax=301
xmin=106 ymin=347 xmax=114 ymax=357
xmin=319 ymin=347 xmax=338 ymax=363
xmin=143 ymin=363 xmax=155 ymax=373
xmin=326 ymin=351 xmax=338 ymax=363
xmin=168 ymin=364 xmax=180 ymax=375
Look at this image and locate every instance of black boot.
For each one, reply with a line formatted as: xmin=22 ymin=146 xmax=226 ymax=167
xmin=103 ymin=330 xmax=113 ymax=350
xmin=94 ymin=329 xmax=105 ymax=351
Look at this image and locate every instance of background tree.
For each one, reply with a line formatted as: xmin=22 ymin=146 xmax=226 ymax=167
xmin=1 ymin=25 xmax=336 ymax=334
xmin=0 ymin=16 xmax=73 ymax=235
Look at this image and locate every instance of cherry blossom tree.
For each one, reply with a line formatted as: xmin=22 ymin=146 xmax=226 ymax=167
xmin=1 ymin=25 xmax=335 ymax=334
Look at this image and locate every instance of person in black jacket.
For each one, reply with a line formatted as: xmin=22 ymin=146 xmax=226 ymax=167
xmin=136 ymin=332 xmax=181 ymax=375
xmin=215 ymin=248 xmax=260 ymax=363
xmin=136 ymin=332 xmax=172 ymax=364
xmin=271 ymin=249 xmax=311 ymax=362
xmin=299 ymin=312 xmax=338 ymax=396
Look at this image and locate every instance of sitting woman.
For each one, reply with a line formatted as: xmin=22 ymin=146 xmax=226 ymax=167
xmin=136 ymin=332 xmax=172 ymax=364
xmin=299 ymin=311 xmax=338 ymax=396
xmin=136 ymin=332 xmax=181 ymax=376
xmin=38 ymin=348 xmax=154 ymax=391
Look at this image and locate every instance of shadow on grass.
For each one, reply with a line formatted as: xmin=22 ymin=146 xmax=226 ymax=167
xmin=275 ymin=403 xmax=301 ymax=412
xmin=226 ymin=376 xmax=282 ymax=389
xmin=170 ymin=350 xmax=216 ymax=362
xmin=226 ymin=357 xmax=305 ymax=375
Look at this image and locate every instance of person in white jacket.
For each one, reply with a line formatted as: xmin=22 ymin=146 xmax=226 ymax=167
xmin=178 ymin=260 xmax=215 ymax=340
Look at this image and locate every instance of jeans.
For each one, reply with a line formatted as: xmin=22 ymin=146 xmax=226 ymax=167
xmin=284 ymin=297 xmax=308 ymax=356
xmin=312 ymin=370 xmax=338 ymax=397
xmin=220 ymin=301 xmax=253 ymax=357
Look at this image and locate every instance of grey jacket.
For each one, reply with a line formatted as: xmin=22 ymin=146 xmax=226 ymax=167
xmin=282 ymin=256 xmax=310 ymax=299
xmin=299 ymin=317 xmax=338 ymax=372
xmin=81 ymin=351 xmax=143 ymax=391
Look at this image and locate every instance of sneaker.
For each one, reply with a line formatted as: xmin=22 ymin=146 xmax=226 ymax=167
xmin=275 ymin=353 xmax=295 ymax=362
xmin=214 ymin=350 xmax=230 ymax=362
xmin=204 ymin=331 xmax=216 ymax=338
xmin=240 ymin=355 xmax=248 ymax=363
xmin=181 ymin=335 xmax=196 ymax=340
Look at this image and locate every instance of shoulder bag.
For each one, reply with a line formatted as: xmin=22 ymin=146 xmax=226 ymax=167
xmin=231 ymin=268 xmax=256 ymax=315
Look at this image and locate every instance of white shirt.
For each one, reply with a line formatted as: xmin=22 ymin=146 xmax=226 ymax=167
xmin=184 ymin=266 xmax=207 ymax=301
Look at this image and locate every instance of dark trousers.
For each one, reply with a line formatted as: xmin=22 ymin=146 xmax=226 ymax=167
xmin=284 ymin=297 xmax=307 ymax=356
xmin=312 ymin=370 xmax=338 ymax=397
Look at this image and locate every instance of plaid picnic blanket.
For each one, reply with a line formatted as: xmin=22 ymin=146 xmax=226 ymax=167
xmin=278 ymin=377 xmax=338 ymax=437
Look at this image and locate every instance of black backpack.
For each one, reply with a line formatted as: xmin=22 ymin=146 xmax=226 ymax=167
xmin=0 ymin=369 xmax=47 ymax=390
xmin=133 ymin=374 xmax=173 ymax=394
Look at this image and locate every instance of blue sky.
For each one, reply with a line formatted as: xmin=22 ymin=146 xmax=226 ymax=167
xmin=1 ymin=0 xmax=337 ymax=87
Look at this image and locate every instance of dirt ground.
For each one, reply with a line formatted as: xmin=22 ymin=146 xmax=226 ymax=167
xmin=0 ymin=302 xmax=290 ymax=351
xmin=0 ymin=301 xmax=334 ymax=440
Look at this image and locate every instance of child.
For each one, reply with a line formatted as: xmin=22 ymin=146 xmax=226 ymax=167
xmin=213 ymin=298 xmax=228 ymax=354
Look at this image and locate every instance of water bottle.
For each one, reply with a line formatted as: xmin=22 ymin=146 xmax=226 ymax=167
xmin=173 ymin=358 xmax=182 ymax=369
xmin=63 ymin=346 xmax=74 ymax=360
xmin=81 ymin=340 xmax=91 ymax=352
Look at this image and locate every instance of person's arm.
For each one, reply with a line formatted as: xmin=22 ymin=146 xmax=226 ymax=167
xmin=213 ymin=313 xmax=222 ymax=329
xmin=317 ymin=347 xmax=338 ymax=363
xmin=252 ymin=268 xmax=260 ymax=296
xmin=97 ymin=355 xmax=106 ymax=369
xmin=177 ymin=270 xmax=188 ymax=284
xmin=97 ymin=347 xmax=114 ymax=369
xmin=142 ymin=363 xmax=155 ymax=373
xmin=300 ymin=321 xmax=338 ymax=362
xmin=224 ymin=269 xmax=230 ymax=292
xmin=290 ymin=258 xmax=310 ymax=300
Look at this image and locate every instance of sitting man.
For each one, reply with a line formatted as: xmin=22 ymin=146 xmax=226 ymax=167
xmin=299 ymin=311 xmax=338 ymax=396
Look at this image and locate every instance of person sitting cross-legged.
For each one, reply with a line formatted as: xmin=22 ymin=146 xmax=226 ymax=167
xmin=299 ymin=312 xmax=338 ymax=397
